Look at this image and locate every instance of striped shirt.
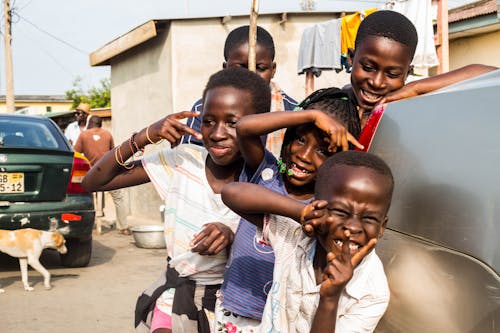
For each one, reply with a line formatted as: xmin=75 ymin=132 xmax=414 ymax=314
xmin=142 ymin=144 xmax=240 ymax=285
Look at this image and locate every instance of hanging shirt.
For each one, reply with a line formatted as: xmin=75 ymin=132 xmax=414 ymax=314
xmin=341 ymin=8 xmax=378 ymax=56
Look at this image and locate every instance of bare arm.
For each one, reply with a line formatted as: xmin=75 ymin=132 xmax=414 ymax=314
xmin=236 ymin=110 xmax=363 ymax=172
xmin=221 ymin=182 xmax=306 ymax=228
xmin=82 ymin=111 xmax=202 ymax=192
xmin=381 ymin=64 xmax=497 ymax=104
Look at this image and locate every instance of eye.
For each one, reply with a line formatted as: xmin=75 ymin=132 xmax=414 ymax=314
xmin=362 ymin=215 xmax=380 ymax=225
xmin=361 ymin=64 xmax=374 ymax=72
xmin=202 ymin=119 xmax=216 ymax=126
xmin=226 ymin=119 xmax=238 ymax=128
xmin=295 ymin=136 xmax=306 ymax=145
xmin=256 ymin=65 xmax=268 ymax=72
xmin=386 ymin=71 xmax=403 ymax=79
xmin=328 ymin=208 xmax=349 ymax=218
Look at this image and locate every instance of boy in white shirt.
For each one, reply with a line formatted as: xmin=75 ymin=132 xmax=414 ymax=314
xmin=221 ymin=150 xmax=394 ymax=332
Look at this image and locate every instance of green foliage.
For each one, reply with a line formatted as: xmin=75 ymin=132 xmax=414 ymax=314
xmin=65 ymin=77 xmax=111 ymax=109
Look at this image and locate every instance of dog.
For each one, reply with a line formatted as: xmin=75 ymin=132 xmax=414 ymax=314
xmin=0 ymin=228 xmax=67 ymax=292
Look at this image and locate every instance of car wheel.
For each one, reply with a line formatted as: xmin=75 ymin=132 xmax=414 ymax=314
xmin=60 ymin=238 xmax=92 ymax=267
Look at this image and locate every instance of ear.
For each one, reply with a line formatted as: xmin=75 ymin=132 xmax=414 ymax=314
xmin=271 ymin=62 xmax=277 ymax=78
xmin=347 ymin=48 xmax=355 ymax=67
xmin=222 ymin=62 xmax=227 ymax=69
xmin=378 ymin=217 xmax=388 ymax=238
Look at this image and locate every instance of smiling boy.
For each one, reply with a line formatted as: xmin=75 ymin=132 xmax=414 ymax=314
xmin=221 ymin=151 xmax=394 ymax=332
xmin=347 ymin=10 xmax=496 ymax=128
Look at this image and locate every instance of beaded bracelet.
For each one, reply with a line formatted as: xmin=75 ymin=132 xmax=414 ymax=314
xmin=129 ymin=132 xmax=144 ymax=154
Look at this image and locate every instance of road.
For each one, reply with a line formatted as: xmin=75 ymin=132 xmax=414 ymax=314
xmin=0 ymin=226 xmax=166 ymax=333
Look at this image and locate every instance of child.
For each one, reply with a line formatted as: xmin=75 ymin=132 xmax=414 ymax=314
xmin=221 ymin=150 xmax=394 ymax=332
xmin=82 ymin=67 xmax=272 ymax=333
xmin=181 ymin=25 xmax=298 ymax=158
xmin=201 ymin=88 xmax=363 ymax=331
xmin=346 ymin=10 xmax=496 ymax=128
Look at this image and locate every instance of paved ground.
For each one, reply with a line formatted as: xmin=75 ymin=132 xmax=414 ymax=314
xmin=0 ymin=196 xmax=166 ymax=333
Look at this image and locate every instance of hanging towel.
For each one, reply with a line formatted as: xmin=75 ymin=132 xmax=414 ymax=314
xmin=386 ymin=0 xmax=439 ymax=69
xmin=340 ymin=8 xmax=377 ymax=56
xmin=297 ymin=18 xmax=342 ymax=77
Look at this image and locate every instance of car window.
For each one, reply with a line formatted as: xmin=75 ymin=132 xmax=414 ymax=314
xmin=0 ymin=118 xmax=63 ymax=149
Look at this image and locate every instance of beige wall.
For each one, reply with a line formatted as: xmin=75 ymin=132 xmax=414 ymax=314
xmin=108 ymin=14 xmax=354 ymax=225
xmin=449 ymin=29 xmax=500 ymax=70
xmin=0 ymin=101 xmax=72 ymax=114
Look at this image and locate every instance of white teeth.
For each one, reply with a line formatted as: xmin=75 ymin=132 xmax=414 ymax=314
xmin=362 ymin=89 xmax=382 ymax=100
xmin=334 ymin=240 xmax=359 ymax=251
xmin=292 ymin=163 xmax=310 ymax=174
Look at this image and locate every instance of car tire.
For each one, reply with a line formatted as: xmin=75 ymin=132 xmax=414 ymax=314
xmin=60 ymin=238 xmax=92 ymax=267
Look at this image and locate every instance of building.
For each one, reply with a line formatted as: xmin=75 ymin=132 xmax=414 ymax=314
xmin=0 ymin=95 xmax=72 ymax=114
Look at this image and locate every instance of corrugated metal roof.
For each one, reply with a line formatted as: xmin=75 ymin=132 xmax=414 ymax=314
xmin=449 ymin=0 xmax=497 ymax=23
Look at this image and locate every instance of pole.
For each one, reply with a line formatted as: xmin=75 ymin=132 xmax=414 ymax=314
xmin=3 ymin=0 xmax=15 ymax=113
xmin=436 ymin=0 xmax=449 ymax=74
xmin=248 ymin=0 xmax=259 ymax=72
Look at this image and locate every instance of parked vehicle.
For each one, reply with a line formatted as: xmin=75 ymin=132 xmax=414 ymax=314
xmin=0 ymin=114 xmax=95 ymax=267
xmin=357 ymin=70 xmax=500 ymax=332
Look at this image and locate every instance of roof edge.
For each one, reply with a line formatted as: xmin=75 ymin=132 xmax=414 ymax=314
xmin=90 ymin=20 xmax=159 ymax=66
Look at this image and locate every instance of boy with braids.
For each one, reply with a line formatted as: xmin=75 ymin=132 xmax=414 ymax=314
xmin=182 ymin=25 xmax=297 ymax=158
xmin=346 ymin=10 xmax=496 ymax=128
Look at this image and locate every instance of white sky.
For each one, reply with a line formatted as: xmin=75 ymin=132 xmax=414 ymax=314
xmin=0 ymin=0 xmax=475 ymax=96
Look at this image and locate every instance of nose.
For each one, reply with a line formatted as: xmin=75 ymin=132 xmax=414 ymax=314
xmin=343 ymin=217 xmax=363 ymax=235
xmin=368 ymin=71 xmax=386 ymax=90
xmin=209 ymin=122 xmax=228 ymax=141
xmin=296 ymin=145 xmax=313 ymax=164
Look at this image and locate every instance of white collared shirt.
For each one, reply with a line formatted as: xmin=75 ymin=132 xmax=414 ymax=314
xmin=258 ymin=214 xmax=390 ymax=333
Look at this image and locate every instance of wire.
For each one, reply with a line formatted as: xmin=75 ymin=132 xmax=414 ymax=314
xmin=17 ymin=14 xmax=88 ymax=55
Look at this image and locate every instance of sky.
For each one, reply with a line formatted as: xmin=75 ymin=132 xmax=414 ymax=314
xmin=0 ymin=0 xmax=475 ymax=96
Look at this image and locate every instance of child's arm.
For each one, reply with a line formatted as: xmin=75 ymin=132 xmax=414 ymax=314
xmin=82 ymin=111 xmax=202 ymax=192
xmin=189 ymin=222 xmax=234 ymax=255
xmin=221 ymin=182 xmax=306 ymax=228
xmin=311 ymin=231 xmax=377 ymax=333
xmin=381 ymin=64 xmax=497 ymax=104
xmin=236 ymin=110 xmax=363 ymax=172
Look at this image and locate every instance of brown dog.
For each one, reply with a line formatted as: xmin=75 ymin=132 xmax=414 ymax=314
xmin=0 ymin=229 xmax=67 ymax=292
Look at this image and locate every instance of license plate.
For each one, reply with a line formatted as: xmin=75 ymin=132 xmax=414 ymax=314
xmin=0 ymin=173 xmax=24 ymax=193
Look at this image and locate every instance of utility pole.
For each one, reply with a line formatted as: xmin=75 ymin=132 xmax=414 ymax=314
xmin=3 ymin=0 xmax=15 ymax=113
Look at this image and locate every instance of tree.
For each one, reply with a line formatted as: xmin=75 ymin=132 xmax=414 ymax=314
xmin=66 ymin=77 xmax=111 ymax=109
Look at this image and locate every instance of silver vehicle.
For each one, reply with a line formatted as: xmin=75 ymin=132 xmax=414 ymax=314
xmin=359 ymin=70 xmax=500 ymax=332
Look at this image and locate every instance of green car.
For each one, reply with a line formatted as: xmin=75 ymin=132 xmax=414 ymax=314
xmin=0 ymin=114 xmax=95 ymax=267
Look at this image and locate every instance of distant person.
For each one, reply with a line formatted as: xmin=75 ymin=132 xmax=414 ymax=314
xmin=65 ymin=102 xmax=90 ymax=146
xmin=345 ymin=10 xmax=497 ymax=128
xmin=181 ymin=25 xmax=298 ymax=158
xmin=74 ymin=115 xmax=130 ymax=235
xmin=221 ymin=151 xmax=395 ymax=332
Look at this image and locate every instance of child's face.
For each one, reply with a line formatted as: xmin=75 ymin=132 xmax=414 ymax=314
xmin=224 ymin=43 xmax=276 ymax=85
xmin=349 ymin=35 xmax=412 ymax=112
xmin=315 ymin=164 xmax=391 ymax=256
xmin=283 ymin=125 xmax=330 ymax=190
xmin=201 ymin=86 xmax=254 ymax=166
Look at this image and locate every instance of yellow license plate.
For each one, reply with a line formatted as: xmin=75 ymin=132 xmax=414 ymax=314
xmin=0 ymin=173 xmax=24 ymax=193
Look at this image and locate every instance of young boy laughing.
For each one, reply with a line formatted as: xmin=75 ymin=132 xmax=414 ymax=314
xmin=221 ymin=151 xmax=394 ymax=332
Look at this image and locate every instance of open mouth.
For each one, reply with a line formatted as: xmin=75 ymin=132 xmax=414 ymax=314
xmin=360 ymin=89 xmax=384 ymax=104
xmin=290 ymin=163 xmax=312 ymax=177
xmin=334 ymin=240 xmax=360 ymax=252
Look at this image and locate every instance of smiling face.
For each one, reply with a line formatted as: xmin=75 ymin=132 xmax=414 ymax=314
xmin=349 ymin=35 xmax=412 ymax=113
xmin=315 ymin=164 xmax=392 ymax=256
xmin=224 ymin=43 xmax=276 ymax=85
xmin=282 ymin=125 xmax=331 ymax=198
xmin=201 ymin=86 xmax=254 ymax=166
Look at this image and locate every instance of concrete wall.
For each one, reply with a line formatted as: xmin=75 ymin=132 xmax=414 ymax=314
xmin=449 ymin=29 xmax=500 ymax=70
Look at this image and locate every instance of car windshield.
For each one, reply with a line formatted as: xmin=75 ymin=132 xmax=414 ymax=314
xmin=0 ymin=118 xmax=64 ymax=149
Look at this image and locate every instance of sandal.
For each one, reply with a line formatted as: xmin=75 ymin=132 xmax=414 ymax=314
xmin=120 ymin=228 xmax=131 ymax=236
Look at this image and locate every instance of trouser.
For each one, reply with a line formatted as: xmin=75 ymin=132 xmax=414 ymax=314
xmin=109 ymin=189 xmax=128 ymax=230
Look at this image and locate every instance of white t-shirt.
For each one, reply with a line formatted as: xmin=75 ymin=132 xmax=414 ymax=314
xmin=142 ymin=144 xmax=240 ymax=285
xmin=258 ymin=214 xmax=390 ymax=333
xmin=64 ymin=121 xmax=84 ymax=146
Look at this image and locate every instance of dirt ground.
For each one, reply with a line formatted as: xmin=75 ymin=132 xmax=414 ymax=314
xmin=0 ymin=200 xmax=166 ymax=333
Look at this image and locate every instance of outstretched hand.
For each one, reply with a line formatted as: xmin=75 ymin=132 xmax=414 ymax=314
xmin=190 ymin=222 xmax=234 ymax=256
xmin=311 ymin=111 xmax=364 ymax=152
xmin=321 ymin=230 xmax=377 ymax=299
xmin=148 ymin=111 xmax=202 ymax=148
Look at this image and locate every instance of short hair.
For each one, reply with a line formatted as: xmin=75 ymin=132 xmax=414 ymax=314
xmin=202 ymin=67 xmax=271 ymax=114
xmin=355 ymin=10 xmax=418 ymax=60
xmin=87 ymin=115 xmax=102 ymax=128
xmin=223 ymin=25 xmax=275 ymax=61
xmin=280 ymin=88 xmax=361 ymax=157
xmin=315 ymin=151 xmax=394 ymax=199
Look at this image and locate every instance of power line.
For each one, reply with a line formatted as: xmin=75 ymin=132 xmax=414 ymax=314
xmin=17 ymin=14 xmax=88 ymax=55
